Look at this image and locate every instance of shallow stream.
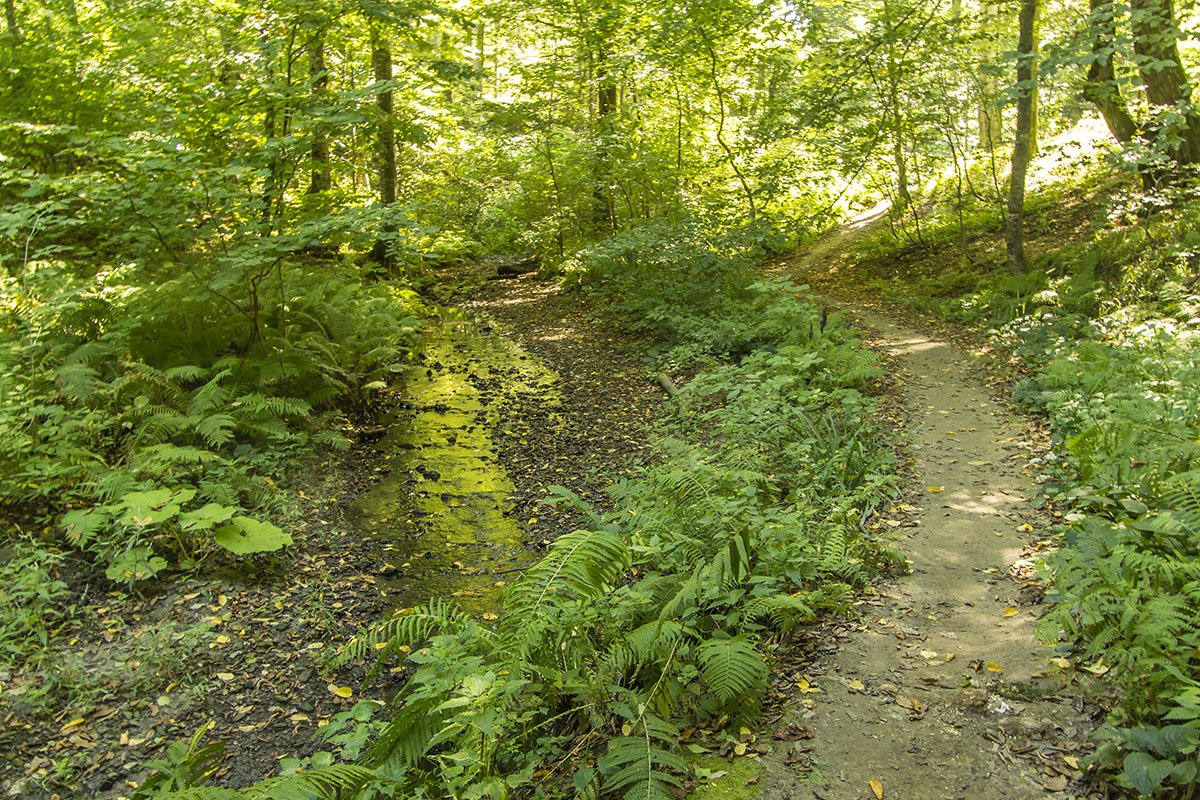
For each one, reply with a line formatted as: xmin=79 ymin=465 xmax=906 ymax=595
xmin=349 ymin=310 xmax=562 ymax=614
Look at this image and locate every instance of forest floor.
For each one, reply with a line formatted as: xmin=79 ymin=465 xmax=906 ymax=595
xmin=2 ymin=268 xmax=661 ymax=799
xmin=745 ymin=214 xmax=1105 ymax=800
xmin=7 ymin=225 xmax=1111 ymax=800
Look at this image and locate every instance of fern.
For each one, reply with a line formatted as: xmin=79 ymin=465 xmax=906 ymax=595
xmin=598 ymin=711 xmax=687 ymax=800
xmin=506 ymin=528 xmax=629 ymax=615
xmin=695 ymin=634 xmax=767 ymax=706
xmin=335 ymin=599 xmax=478 ymax=666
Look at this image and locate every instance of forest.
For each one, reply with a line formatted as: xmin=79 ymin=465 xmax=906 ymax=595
xmin=3 ymin=0 xmax=1200 ymax=798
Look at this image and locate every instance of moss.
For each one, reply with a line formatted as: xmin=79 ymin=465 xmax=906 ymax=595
xmin=691 ymin=755 xmax=763 ymax=800
xmin=349 ymin=316 xmax=562 ymax=616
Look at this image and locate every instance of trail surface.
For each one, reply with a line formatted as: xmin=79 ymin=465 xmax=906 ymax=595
xmin=755 ymin=216 xmax=1099 ymax=800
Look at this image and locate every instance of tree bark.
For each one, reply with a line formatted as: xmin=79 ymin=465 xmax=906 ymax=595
xmin=1131 ymin=0 xmax=1200 ymax=165
xmin=1005 ymin=0 xmax=1037 ymax=276
xmin=371 ymin=28 xmax=397 ymax=270
xmin=1082 ymin=0 xmax=1139 ymax=145
xmin=308 ymin=30 xmax=331 ymax=195
xmin=4 ymin=0 xmax=21 ymax=42
xmin=592 ymin=45 xmax=617 ymax=233
xmin=977 ymin=2 xmax=1003 ymax=151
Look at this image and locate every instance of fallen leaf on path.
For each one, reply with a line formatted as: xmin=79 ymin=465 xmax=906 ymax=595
xmin=773 ymin=724 xmax=813 ymax=741
xmin=1063 ymin=755 xmax=1080 ymax=770
xmin=1048 ymin=657 xmax=1071 ymax=669
xmin=1082 ymin=661 xmax=1109 ymax=676
xmin=796 ymin=678 xmax=821 ymax=694
xmin=869 ymin=778 xmax=885 ymax=799
xmin=1002 ymin=607 xmax=1019 ymax=618
xmin=60 ymin=717 xmax=85 ymax=733
xmin=926 ymin=486 xmax=944 ymax=493
xmin=848 ymin=679 xmax=866 ymax=693
xmin=985 ymin=662 xmax=1004 ymax=673
xmin=328 ymin=684 xmax=354 ymax=698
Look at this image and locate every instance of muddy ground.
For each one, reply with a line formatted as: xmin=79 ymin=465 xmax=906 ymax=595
xmin=1 ymin=269 xmax=661 ymax=799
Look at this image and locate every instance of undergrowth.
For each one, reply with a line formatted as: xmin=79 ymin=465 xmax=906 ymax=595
xmin=843 ymin=161 xmax=1200 ymax=797
xmin=141 ymin=222 xmax=902 ymax=799
xmin=0 ymin=125 xmax=428 ymax=671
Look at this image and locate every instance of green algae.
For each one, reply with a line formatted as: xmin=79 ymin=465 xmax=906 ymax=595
xmin=350 ymin=311 xmax=562 ymax=615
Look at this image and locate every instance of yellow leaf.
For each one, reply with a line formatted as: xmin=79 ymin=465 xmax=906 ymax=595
xmin=926 ymin=486 xmax=944 ymax=493
xmin=733 ymin=742 xmax=748 ymax=756
xmin=60 ymin=717 xmax=85 ymax=733
xmin=848 ymin=679 xmax=866 ymax=692
xmin=919 ymin=649 xmax=938 ymax=660
xmin=216 ymin=672 xmax=235 ymax=682
xmin=1063 ymin=755 xmax=1080 ymax=770
xmin=1049 ymin=657 xmax=1071 ymax=669
xmin=327 ymin=684 xmax=353 ymax=698
xmin=869 ymin=778 xmax=884 ymax=799
xmin=985 ymin=662 xmax=1004 ymax=673
xmin=796 ymin=678 xmax=821 ymax=694
xmin=1017 ymin=523 xmax=1034 ymax=532
xmin=1002 ymin=607 xmax=1019 ymax=618
xmin=482 ymin=613 xmax=499 ymax=621
xmin=214 ymin=634 xmax=230 ymax=645
xmin=944 ymin=652 xmax=956 ymax=662
xmin=1082 ymin=660 xmax=1109 ymax=676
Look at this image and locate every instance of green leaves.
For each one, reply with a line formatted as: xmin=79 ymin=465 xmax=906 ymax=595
xmin=696 ymin=634 xmax=767 ymax=706
xmin=212 ymin=518 xmax=292 ymax=555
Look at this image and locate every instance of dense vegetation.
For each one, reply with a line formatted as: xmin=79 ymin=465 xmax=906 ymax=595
xmin=6 ymin=0 xmax=1200 ymax=797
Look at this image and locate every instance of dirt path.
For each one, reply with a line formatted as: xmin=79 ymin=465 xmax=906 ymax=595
xmin=755 ymin=219 xmax=1099 ymax=800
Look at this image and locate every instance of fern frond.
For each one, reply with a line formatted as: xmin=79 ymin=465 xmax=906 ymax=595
xmin=335 ymin=599 xmax=476 ymax=666
xmin=363 ymin=698 xmax=442 ymax=773
xmin=243 ymin=764 xmax=376 ymax=800
xmin=506 ymin=528 xmax=629 ymax=614
xmin=743 ymin=593 xmax=816 ymax=630
xmin=598 ymin=712 xmax=687 ymax=800
xmin=695 ymin=634 xmax=767 ymax=706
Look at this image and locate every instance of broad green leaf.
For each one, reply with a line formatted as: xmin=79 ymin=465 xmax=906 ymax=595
xmin=1122 ymin=751 xmax=1174 ymax=796
xmin=179 ymin=502 xmax=237 ymax=532
xmin=214 ymin=517 xmax=292 ymax=554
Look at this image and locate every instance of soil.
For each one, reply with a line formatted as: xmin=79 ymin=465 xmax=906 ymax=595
xmin=749 ymin=214 xmax=1105 ymax=800
xmin=1 ymin=269 xmax=661 ymax=800
xmin=6 ymin=224 xmax=1109 ymax=800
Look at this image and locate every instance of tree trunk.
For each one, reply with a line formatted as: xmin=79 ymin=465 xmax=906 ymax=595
xmin=1005 ymin=0 xmax=1037 ymax=276
xmin=308 ymin=30 xmax=331 ymax=195
xmin=977 ymin=2 xmax=1003 ymax=151
xmin=371 ymin=28 xmax=397 ymax=270
xmin=1131 ymin=0 xmax=1200 ymax=165
xmin=592 ymin=45 xmax=617 ymax=233
xmin=1082 ymin=0 xmax=1139 ymax=145
xmin=4 ymin=0 xmax=21 ymax=42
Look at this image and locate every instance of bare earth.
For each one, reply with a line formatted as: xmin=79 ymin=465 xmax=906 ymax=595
xmin=755 ymin=218 xmax=1101 ymax=800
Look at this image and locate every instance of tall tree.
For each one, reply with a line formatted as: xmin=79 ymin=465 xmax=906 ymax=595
xmin=1005 ymin=0 xmax=1037 ymax=275
xmin=371 ymin=24 xmax=398 ymax=269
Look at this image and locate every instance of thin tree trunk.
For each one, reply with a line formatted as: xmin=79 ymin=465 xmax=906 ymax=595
xmin=371 ymin=28 xmax=397 ymax=270
xmin=592 ymin=45 xmax=617 ymax=233
xmin=4 ymin=0 xmax=21 ymax=42
xmin=1006 ymin=0 xmax=1038 ymax=276
xmin=308 ymin=30 xmax=331 ymax=195
xmin=700 ymin=31 xmax=756 ymax=221
xmin=977 ymin=2 xmax=1003 ymax=151
xmin=883 ymin=0 xmax=912 ymax=211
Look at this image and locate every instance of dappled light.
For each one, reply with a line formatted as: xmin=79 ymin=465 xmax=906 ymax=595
xmin=5 ymin=0 xmax=1200 ymax=797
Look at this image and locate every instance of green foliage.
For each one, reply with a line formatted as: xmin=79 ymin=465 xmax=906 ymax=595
xmin=0 ymin=541 xmax=68 ymax=671
xmin=238 ymin=223 xmax=902 ymax=800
